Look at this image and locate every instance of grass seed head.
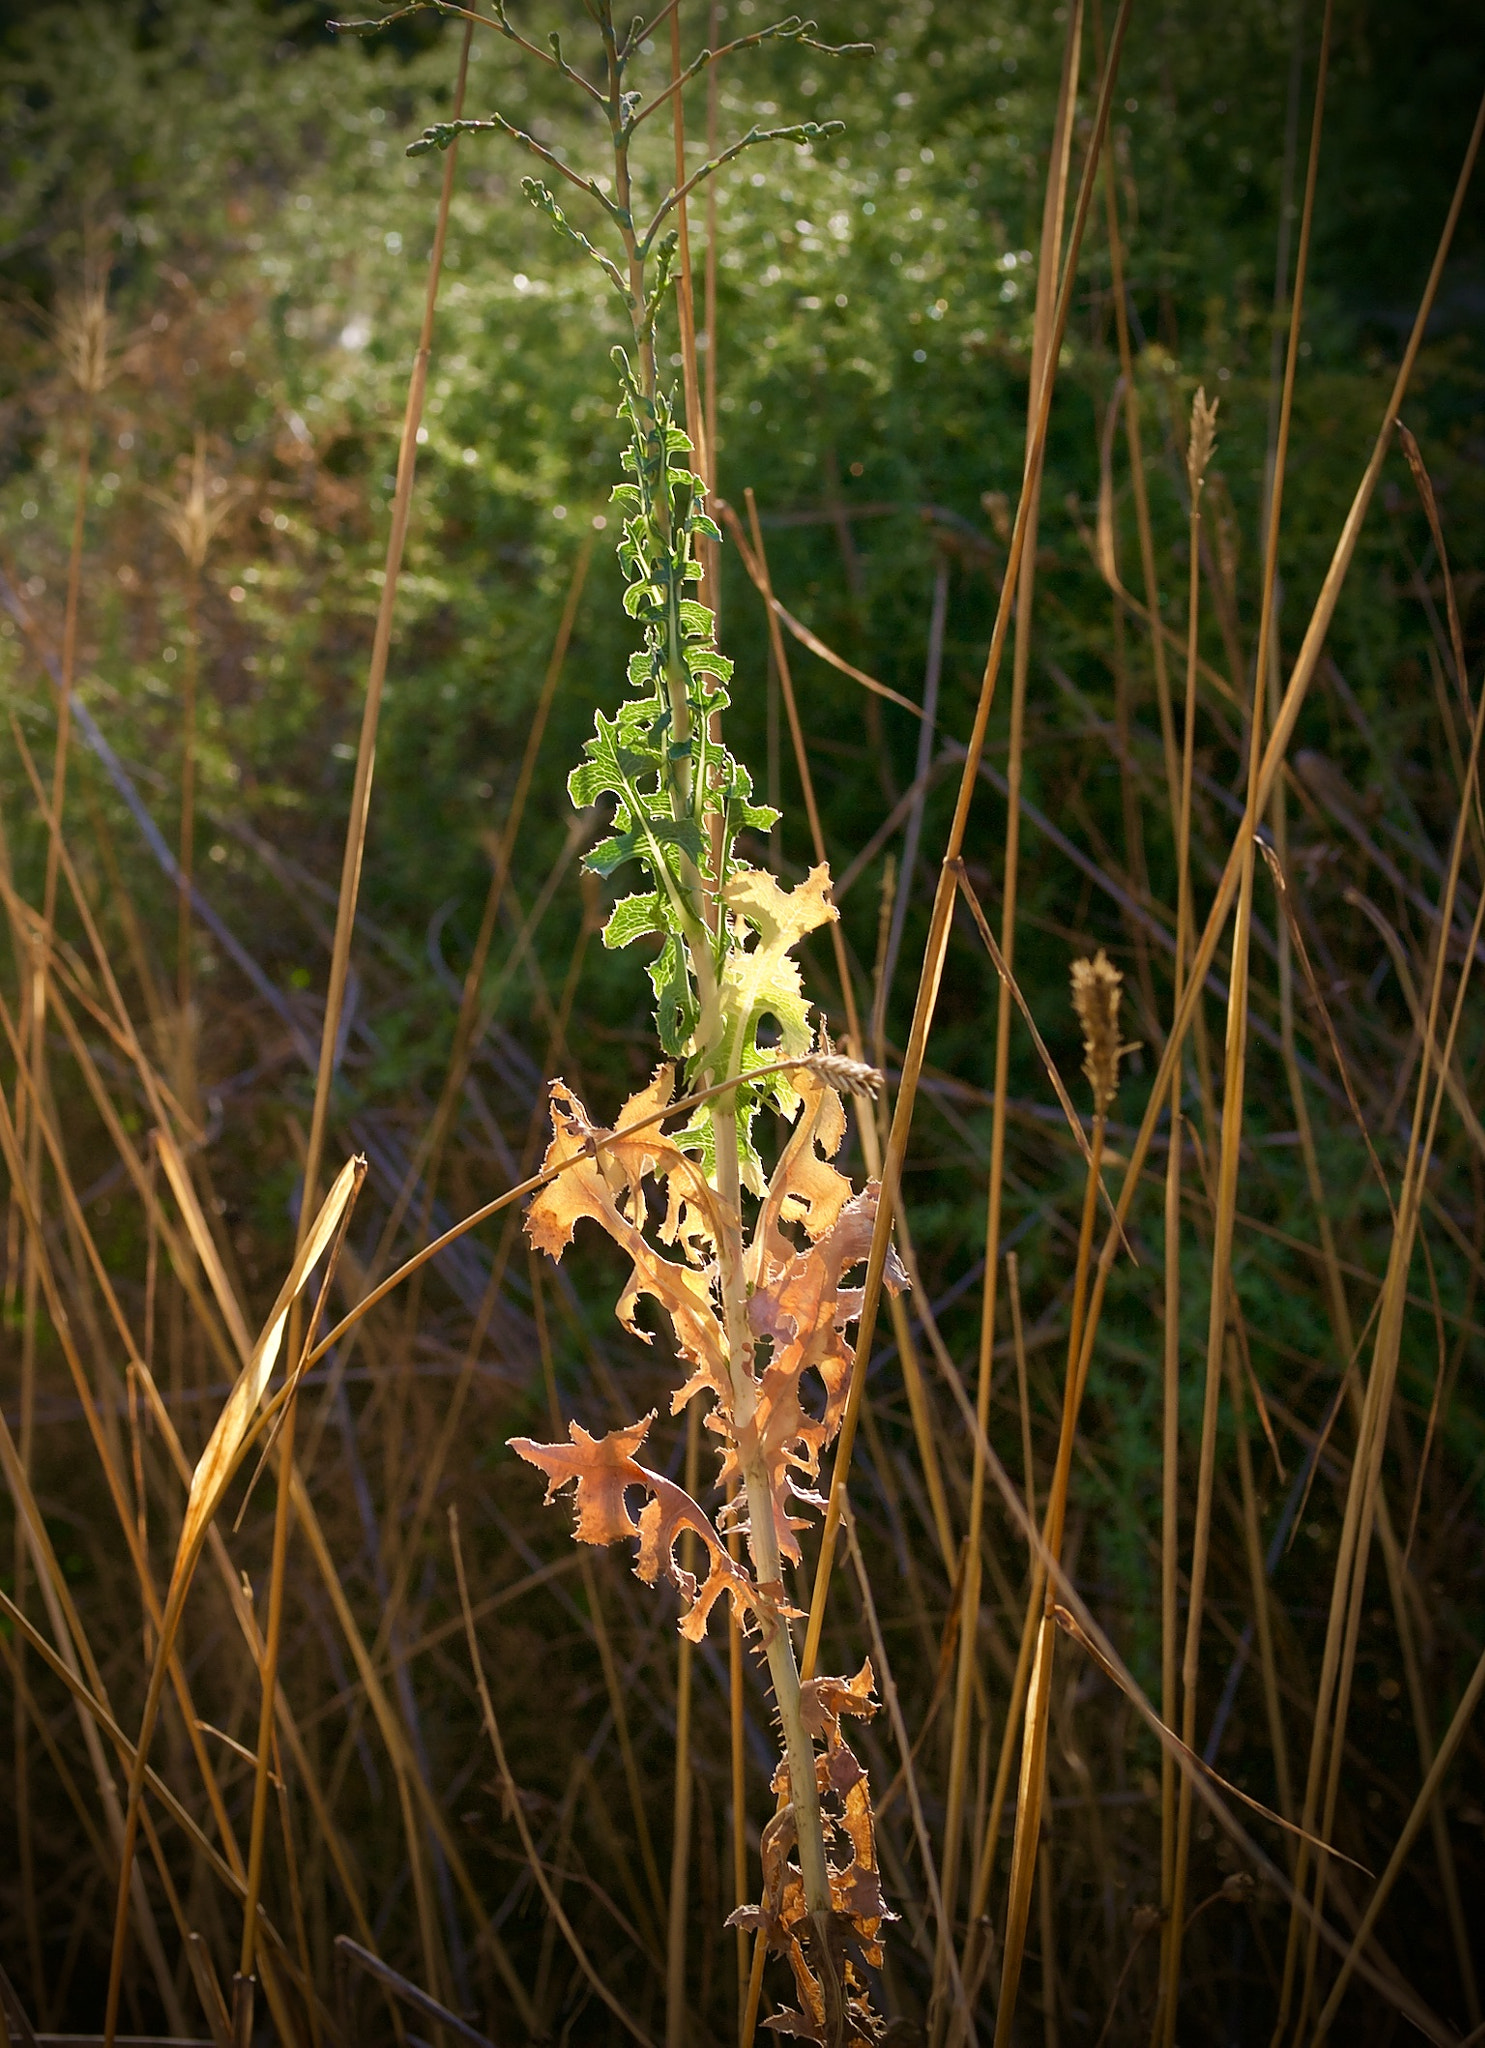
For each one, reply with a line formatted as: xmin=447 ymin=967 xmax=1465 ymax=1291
xmin=150 ymin=429 xmax=249 ymax=569
xmin=1187 ymin=385 xmax=1219 ymax=496
xmin=1071 ymin=948 xmax=1129 ymax=1115
xmin=801 ymin=1049 xmax=884 ymax=1099
xmin=52 ymin=266 xmax=116 ymax=398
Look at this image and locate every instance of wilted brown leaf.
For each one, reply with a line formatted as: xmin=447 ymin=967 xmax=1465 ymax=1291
xmin=750 ymin=1067 xmax=853 ymax=1274
xmin=725 ymin=1188 xmax=906 ymax=1563
xmin=731 ymin=1658 xmax=889 ymax=2042
xmin=510 ymin=1414 xmax=759 ymax=1642
xmin=524 ymin=1081 xmax=732 ymax=1417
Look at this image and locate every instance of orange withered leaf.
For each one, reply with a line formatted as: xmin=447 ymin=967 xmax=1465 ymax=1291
xmin=636 ymin=1476 xmax=759 ymax=1643
xmin=750 ymin=1067 xmax=853 ymax=1275
xmin=508 ymin=1414 xmax=652 ymax=1546
xmin=800 ymin=1658 xmax=878 ymax=1746
xmin=524 ymin=1081 xmax=732 ymax=1417
xmin=724 ymin=1188 xmax=907 ymax=1563
xmin=510 ymin=1414 xmax=758 ymax=1642
xmin=729 ymin=1657 xmax=889 ymax=2042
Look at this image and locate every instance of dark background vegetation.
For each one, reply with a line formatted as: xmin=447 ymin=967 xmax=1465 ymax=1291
xmin=1 ymin=0 xmax=1485 ymax=2038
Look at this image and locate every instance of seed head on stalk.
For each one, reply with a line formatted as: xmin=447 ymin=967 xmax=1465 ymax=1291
xmin=1071 ymin=948 xmax=1134 ymax=1116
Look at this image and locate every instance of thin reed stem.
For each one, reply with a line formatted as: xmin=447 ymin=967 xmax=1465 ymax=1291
xmin=941 ymin=10 xmax=1085 ymax=2024
xmin=1161 ymin=12 xmax=1331 ymax=2029
xmin=993 ymin=1112 xmax=1105 ymax=2044
xmin=802 ymin=0 xmax=1134 ymax=1701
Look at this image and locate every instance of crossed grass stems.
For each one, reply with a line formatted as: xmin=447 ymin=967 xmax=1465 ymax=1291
xmin=1 ymin=1 xmax=1484 ymax=2043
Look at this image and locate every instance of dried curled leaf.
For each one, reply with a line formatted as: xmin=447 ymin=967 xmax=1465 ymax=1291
xmin=728 ymin=1659 xmax=890 ymax=2042
xmin=729 ymin=1184 xmax=907 ymax=1563
xmin=510 ymin=1414 xmax=759 ymax=1642
xmin=524 ymin=1080 xmax=732 ymax=1416
xmin=750 ymin=1066 xmax=853 ymax=1273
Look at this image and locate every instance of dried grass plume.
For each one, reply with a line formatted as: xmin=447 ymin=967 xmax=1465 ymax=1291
xmin=1071 ymin=949 xmax=1133 ymax=1115
xmin=1187 ymin=385 xmax=1220 ymax=497
xmin=52 ymin=258 xmax=117 ymax=398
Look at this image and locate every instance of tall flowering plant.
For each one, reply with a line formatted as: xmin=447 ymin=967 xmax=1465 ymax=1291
xmin=405 ymin=5 xmax=898 ymax=2034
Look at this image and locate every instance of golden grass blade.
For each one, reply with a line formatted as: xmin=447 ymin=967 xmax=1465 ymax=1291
xmin=238 ymin=1153 xmax=369 ymax=1995
xmin=1290 ymin=789 xmax=1485 ymax=2038
xmin=1098 ymin=42 xmax=1178 ymax=819
xmin=154 ymin=1122 xmax=256 ymax=1366
xmin=1312 ymin=1636 xmax=1485 ymax=2037
xmin=1162 ymin=8 xmax=1335 ymax=2021
xmin=718 ymin=500 xmax=925 ymax=718
xmin=742 ymin=486 xmax=862 ymax=1051
xmin=843 ymin=1508 xmax=976 ymax=2040
xmin=993 ymin=1082 xmax=1108 ymax=2044
xmin=102 ymin=1156 xmax=365 ymax=2048
xmin=1223 ymin=1340 xmax=1294 ymax=1823
xmin=1057 ymin=94 xmax=1485 ymax=1490
xmin=18 ymin=354 xmax=99 ymax=1993
xmin=294 ymin=1471 xmax=535 ymax=2025
xmin=918 ymin=1336 xmax=1456 ymax=2037
xmin=666 ymin=1400 xmax=702 ymax=2048
xmin=0 ymin=1418 xmax=189 ymax=2032
xmin=742 ymin=483 xmax=963 ymax=1629
xmin=129 ymin=1354 xmax=390 ymax=1964
xmin=360 ymin=534 xmax=591 ymax=1297
xmin=1050 ymin=1605 xmax=1368 ymax=1877
xmin=179 ymin=1155 xmax=362 ymax=1571
xmin=334 ymin=1934 xmax=495 ymax=2048
xmin=0 ymin=1575 xmax=316 ymax=2041
xmin=1152 ymin=381 xmax=1215 ymax=1999
xmin=993 ymin=1613 xmax=1055 ymax=2048
xmin=934 ymin=76 xmax=1485 ymax=2048
xmin=950 ymin=862 xmax=1113 ymax=1192
xmin=0 ymin=989 xmax=261 ymax=1907
xmin=1262 ymin=854 xmax=1482 ymax=2016
xmin=665 ymin=13 xmax=704 ymax=1952
xmin=938 ymin=3 xmax=1085 ymax=1959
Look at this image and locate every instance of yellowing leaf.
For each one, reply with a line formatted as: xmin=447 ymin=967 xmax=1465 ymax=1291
xmin=524 ymin=1082 xmax=732 ymax=1417
xmin=686 ymin=864 xmax=838 ymax=1191
xmin=715 ymin=864 xmax=837 ymax=1075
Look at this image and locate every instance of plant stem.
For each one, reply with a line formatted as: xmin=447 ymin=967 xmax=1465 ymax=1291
xmin=1152 ymin=390 xmax=1207 ymax=2030
xmin=177 ymin=562 xmax=199 ymax=1115
xmin=712 ymin=1104 xmax=832 ymax=1923
xmin=800 ymin=0 xmax=1132 ymax=1693
xmin=1164 ymin=12 xmax=1332 ymax=2034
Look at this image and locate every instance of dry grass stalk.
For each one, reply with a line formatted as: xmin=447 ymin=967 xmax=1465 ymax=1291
xmin=1161 ymin=0 xmax=1333 ymax=1995
xmin=992 ymin=956 xmax=1128 ymax=2044
xmin=936 ymin=14 xmax=1085 ymax=2032
xmin=802 ymin=0 xmax=1136 ymax=1708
